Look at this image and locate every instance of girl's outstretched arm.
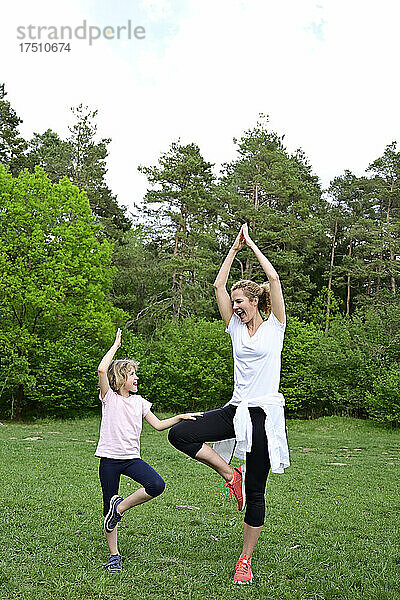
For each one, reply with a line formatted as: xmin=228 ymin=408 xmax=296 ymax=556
xmin=242 ymin=224 xmax=286 ymax=324
xmin=144 ymin=411 xmax=203 ymax=431
xmin=98 ymin=328 xmax=121 ymax=398
xmin=213 ymin=225 xmax=246 ymax=327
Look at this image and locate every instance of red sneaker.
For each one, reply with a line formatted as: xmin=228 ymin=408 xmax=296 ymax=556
xmin=233 ymin=555 xmax=253 ymax=584
xmin=221 ymin=465 xmax=246 ymax=512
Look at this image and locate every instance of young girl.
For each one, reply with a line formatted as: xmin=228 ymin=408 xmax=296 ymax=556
xmin=96 ymin=328 xmax=202 ymax=572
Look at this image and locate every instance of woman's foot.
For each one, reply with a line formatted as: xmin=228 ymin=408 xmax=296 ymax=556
xmin=233 ymin=555 xmax=253 ymax=584
xmin=222 ymin=465 xmax=246 ymax=511
xmin=104 ymin=495 xmax=123 ymax=532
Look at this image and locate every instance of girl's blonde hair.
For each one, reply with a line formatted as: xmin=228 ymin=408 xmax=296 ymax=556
xmin=231 ymin=279 xmax=271 ymax=314
xmin=107 ymin=359 xmax=139 ymax=392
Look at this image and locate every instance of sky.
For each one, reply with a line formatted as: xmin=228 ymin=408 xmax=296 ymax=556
xmin=2 ymin=0 xmax=400 ymax=215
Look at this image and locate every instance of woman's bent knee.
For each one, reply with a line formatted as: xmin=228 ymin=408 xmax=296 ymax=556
xmin=168 ymin=425 xmax=202 ymax=458
xmin=168 ymin=425 xmax=180 ymax=449
xmin=168 ymin=422 xmax=191 ymax=453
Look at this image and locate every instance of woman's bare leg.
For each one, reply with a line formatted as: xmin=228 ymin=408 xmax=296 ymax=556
xmin=241 ymin=523 xmax=263 ymax=559
xmin=195 ymin=442 xmax=234 ymax=481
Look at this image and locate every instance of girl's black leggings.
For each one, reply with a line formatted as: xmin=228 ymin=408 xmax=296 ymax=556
xmin=168 ymin=404 xmax=270 ymax=527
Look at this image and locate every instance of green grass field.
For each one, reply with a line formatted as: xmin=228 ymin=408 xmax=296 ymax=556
xmin=0 ymin=415 xmax=399 ymax=600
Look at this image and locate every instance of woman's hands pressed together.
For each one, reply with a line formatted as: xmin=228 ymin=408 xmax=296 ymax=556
xmin=232 ymin=225 xmax=246 ymax=253
xmin=241 ymin=223 xmax=256 ymax=250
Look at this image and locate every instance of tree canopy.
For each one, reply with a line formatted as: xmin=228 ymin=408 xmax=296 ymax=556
xmin=0 ymin=88 xmax=399 ymax=422
xmin=0 ymin=165 xmax=124 ymax=417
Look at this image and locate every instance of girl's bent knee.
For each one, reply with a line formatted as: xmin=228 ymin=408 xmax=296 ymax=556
xmin=146 ymin=477 xmax=165 ymax=498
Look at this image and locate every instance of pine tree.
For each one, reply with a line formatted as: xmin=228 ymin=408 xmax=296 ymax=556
xmin=27 ymin=104 xmax=131 ymax=240
xmin=327 ymin=172 xmax=377 ymax=314
xmin=0 ymin=83 xmax=27 ymax=175
xmin=138 ymin=141 xmax=220 ymax=323
xmin=218 ymin=116 xmax=324 ymax=318
xmin=367 ymin=142 xmax=400 ymax=295
xmin=67 ymin=104 xmax=131 ymax=240
xmin=27 ymin=129 xmax=72 ymax=183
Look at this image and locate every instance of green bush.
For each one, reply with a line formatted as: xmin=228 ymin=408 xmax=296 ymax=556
xmin=306 ymin=317 xmax=374 ymax=418
xmin=2 ymin=298 xmax=397 ymax=422
xmin=27 ymin=335 xmax=105 ymax=417
xmin=308 ymin=286 xmax=343 ymax=329
xmin=122 ymin=312 xmax=399 ymax=423
xmin=123 ymin=318 xmax=233 ymax=412
xmin=280 ymin=317 xmax=321 ymax=417
xmin=366 ymin=364 xmax=400 ymax=426
xmin=126 ymin=316 xmax=326 ymax=418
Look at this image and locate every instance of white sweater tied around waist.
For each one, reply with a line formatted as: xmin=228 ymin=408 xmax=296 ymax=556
xmin=213 ymin=392 xmax=290 ymax=474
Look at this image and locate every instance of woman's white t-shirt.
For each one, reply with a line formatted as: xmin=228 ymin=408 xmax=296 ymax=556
xmin=214 ymin=310 xmax=289 ymax=472
xmin=227 ymin=311 xmax=285 ymax=404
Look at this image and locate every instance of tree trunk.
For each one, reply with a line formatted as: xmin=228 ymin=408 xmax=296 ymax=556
xmin=245 ymin=183 xmax=259 ymax=278
xmin=235 ymin=257 xmax=245 ymax=279
xmin=325 ymin=220 xmax=337 ymax=333
xmin=172 ymin=219 xmax=184 ymax=318
xmin=243 ymin=184 xmax=258 ymax=278
xmin=387 ymin=180 xmax=396 ymax=294
xmin=346 ymin=237 xmax=353 ymax=315
xmin=13 ymin=384 xmax=25 ymax=421
xmin=377 ymin=250 xmax=382 ymax=292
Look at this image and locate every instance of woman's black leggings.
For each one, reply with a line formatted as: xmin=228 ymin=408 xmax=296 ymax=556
xmin=168 ymin=404 xmax=270 ymax=527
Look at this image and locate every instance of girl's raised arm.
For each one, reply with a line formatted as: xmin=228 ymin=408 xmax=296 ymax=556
xmin=242 ymin=224 xmax=285 ymax=324
xmin=98 ymin=329 xmax=121 ymax=399
xmin=213 ymin=226 xmax=245 ymax=327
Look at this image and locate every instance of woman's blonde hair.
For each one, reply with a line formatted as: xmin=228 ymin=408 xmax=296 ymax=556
xmin=231 ymin=279 xmax=271 ymax=314
xmin=107 ymin=359 xmax=139 ymax=392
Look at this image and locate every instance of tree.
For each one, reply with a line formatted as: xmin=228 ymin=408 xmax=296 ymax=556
xmin=26 ymin=105 xmax=131 ymax=241
xmin=67 ymin=104 xmax=131 ymax=240
xmin=367 ymin=142 xmax=400 ymax=295
xmin=218 ymin=115 xmax=324 ymax=318
xmin=309 ymin=286 xmax=343 ymax=330
xmin=326 ymin=172 xmax=377 ymax=316
xmin=138 ymin=141 xmax=220 ymax=323
xmin=27 ymin=128 xmax=72 ymax=183
xmin=110 ymin=226 xmax=171 ymax=333
xmin=0 ymin=165 xmax=124 ymax=418
xmin=0 ymin=83 xmax=27 ymax=175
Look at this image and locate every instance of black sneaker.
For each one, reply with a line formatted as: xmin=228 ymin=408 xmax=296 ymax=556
xmin=103 ymin=554 xmax=122 ymax=572
xmin=104 ymin=495 xmax=123 ymax=533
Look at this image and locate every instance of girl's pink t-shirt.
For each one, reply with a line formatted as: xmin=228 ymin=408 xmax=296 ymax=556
xmin=95 ymin=388 xmax=152 ymax=459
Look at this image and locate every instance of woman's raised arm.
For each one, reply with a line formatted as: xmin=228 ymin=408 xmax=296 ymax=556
xmin=213 ymin=226 xmax=245 ymax=327
xmin=242 ymin=224 xmax=285 ymax=324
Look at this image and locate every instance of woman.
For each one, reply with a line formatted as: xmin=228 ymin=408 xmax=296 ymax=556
xmin=168 ymin=224 xmax=289 ymax=584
